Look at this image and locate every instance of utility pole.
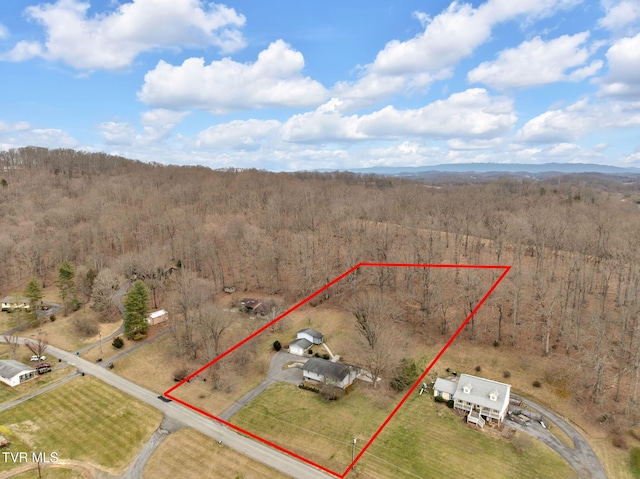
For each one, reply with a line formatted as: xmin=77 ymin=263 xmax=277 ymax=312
xmin=352 ymin=437 xmax=357 ymax=471
xmin=99 ymin=330 xmax=103 ymax=354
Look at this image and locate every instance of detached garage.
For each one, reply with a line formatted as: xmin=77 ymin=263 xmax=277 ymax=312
xmin=0 ymin=360 xmax=36 ymax=387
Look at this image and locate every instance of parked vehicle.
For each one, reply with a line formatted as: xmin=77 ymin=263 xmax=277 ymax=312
xmin=30 ymin=355 xmax=46 ymax=362
xmin=36 ymin=364 xmax=51 ymax=374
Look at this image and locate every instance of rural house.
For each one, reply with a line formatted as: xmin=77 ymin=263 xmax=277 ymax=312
xmin=302 ymin=358 xmax=359 ymax=389
xmin=433 ymin=374 xmax=511 ymax=426
xmin=1 ymin=296 xmax=31 ymax=312
xmin=0 ymin=360 xmax=36 ymax=387
xmin=146 ymin=309 xmax=168 ymax=326
xmin=289 ymin=328 xmax=324 ymax=356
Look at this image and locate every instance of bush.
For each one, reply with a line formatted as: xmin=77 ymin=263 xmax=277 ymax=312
xmin=475 ymin=365 xmax=482 ymax=372
xmin=49 ymin=314 xmax=56 ymax=322
xmin=298 ymin=383 xmax=320 ymax=393
xmin=503 ymin=370 xmax=511 ymax=379
xmin=532 ymin=380 xmax=542 ymax=388
xmin=72 ymin=315 xmax=99 ymax=337
xmin=493 ymin=340 xmax=500 ymax=348
xmin=390 ymin=358 xmax=420 ymax=392
xmin=319 ymin=383 xmax=344 ymax=401
xmin=173 ymin=368 xmax=188 ymax=382
xmin=112 ymin=336 xmax=124 ymax=349
xmin=273 ymin=340 xmax=281 ymax=352
xmin=446 ymin=399 xmax=454 ymax=408
xmin=612 ymin=433 xmax=628 ymax=449
xmin=322 ymin=353 xmax=330 ymax=360
xmin=434 ymin=395 xmax=446 ymax=403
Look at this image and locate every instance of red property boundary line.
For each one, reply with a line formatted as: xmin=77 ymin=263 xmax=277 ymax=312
xmin=164 ymin=262 xmax=511 ymax=478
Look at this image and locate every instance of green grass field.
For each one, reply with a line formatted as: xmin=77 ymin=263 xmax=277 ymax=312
xmin=0 ymin=376 xmax=162 ymax=475
xmin=2 ymin=468 xmax=84 ymax=479
xmin=143 ymin=428 xmax=292 ymax=479
xmin=232 ymin=382 xmax=575 ymax=478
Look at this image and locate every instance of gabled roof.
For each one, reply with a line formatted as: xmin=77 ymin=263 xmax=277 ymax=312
xmin=453 ymin=374 xmax=510 ymax=410
xmin=239 ymin=298 xmax=261 ymax=309
xmin=297 ymin=328 xmax=323 ymax=340
xmin=148 ymin=309 xmax=168 ymax=319
xmin=434 ymin=377 xmax=458 ymax=396
xmin=303 ymin=358 xmax=352 ymax=382
xmin=289 ymin=338 xmax=312 ymax=350
xmin=1 ymin=296 xmax=29 ymax=304
xmin=0 ymin=360 xmax=35 ymax=379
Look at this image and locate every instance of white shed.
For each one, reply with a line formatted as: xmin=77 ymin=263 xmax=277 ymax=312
xmin=296 ymin=328 xmax=323 ymax=345
xmin=289 ymin=338 xmax=312 ymax=356
xmin=146 ymin=309 xmax=168 ymax=326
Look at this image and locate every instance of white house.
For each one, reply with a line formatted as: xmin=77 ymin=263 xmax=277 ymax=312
xmin=1 ymin=296 xmax=30 ymax=312
xmin=146 ymin=309 xmax=168 ymax=326
xmin=0 ymin=360 xmax=36 ymax=387
xmin=296 ymin=328 xmax=323 ymax=345
xmin=433 ymin=374 xmax=511 ymax=426
xmin=302 ymin=358 xmax=359 ymax=389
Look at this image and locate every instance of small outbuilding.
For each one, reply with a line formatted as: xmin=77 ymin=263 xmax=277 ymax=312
xmin=146 ymin=309 xmax=168 ymax=326
xmin=289 ymin=338 xmax=313 ymax=356
xmin=296 ymin=328 xmax=324 ymax=345
xmin=433 ymin=377 xmax=458 ymax=401
xmin=0 ymin=360 xmax=36 ymax=387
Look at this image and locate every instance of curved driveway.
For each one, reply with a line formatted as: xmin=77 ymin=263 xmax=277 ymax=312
xmin=507 ymin=397 xmax=607 ymax=479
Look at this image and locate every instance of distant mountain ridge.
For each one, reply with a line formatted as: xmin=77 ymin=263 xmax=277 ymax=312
xmin=320 ymin=163 xmax=640 ymax=176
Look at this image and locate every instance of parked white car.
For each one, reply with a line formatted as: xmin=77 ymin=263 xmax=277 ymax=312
xmin=30 ymin=355 xmax=46 ymax=362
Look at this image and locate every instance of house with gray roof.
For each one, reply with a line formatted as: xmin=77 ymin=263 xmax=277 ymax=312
xmin=433 ymin=373 xmax=511 ymax=426
xmin=1 ymin=296 xmax=30 ymax=312
xmin=302 ymin=358 xmax=359 ymax=389
xmin=0 ymin=360 xmax=36 ymax=387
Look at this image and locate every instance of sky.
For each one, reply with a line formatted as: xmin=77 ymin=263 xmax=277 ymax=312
xmin=0 ymin=0 xmax=639 ymax=171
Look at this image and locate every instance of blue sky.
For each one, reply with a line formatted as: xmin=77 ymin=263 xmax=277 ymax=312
xmin=0 ymin=0 xmax=639 ymax=171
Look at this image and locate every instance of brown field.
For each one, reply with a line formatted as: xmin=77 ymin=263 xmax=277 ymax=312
xmin=143 ymin=428 xmax=292 ymax=479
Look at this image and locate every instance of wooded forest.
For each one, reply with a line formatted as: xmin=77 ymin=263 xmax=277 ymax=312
xmin=2 ymin=146 xmax=640 ymax=433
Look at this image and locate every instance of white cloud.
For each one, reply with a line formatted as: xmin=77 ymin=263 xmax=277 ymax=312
xmin=598 ymin=0 xmax=640 ymax=32
xmin=599 ymin=33 xmax=640 ymax=99
xmin=468 ymin=32 xmax=602 ymax=88
xmin=0 ymin=120 xmax=78 ymax=149
xmin=0 ymin=23 xmax=9 ymax=39
xmin=138 ymin=109 xmax=189 ymax=143
xmin=139 ymin=40 xmax=328 ymax=113
xmin=333 ymin=0 xmax=581 ymax=107
xmin=515 ymin=98 xmax=640 ymax=143
xmin=1 ymin=0 xmax=246 ymax=70
xmin=0 ymin=120 xmax=31 ymax=133
xmin=98 ymin=121 xmax=136 ymax=145
xmin=195 ymin=119 xmax=281 ymax=150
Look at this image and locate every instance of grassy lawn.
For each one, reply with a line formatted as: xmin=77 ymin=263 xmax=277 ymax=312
xmin=0 ymin=376 xmax=162 ymax=475
xmin=143 ymin=428 xmax=292 ymax=479
xmin=3 ymin=469 xmax=84 ymax=479
xmin=0 ymin=366 xmax=74 ymax=405
xmin=231 ymin=382 xmax=575 ymax=478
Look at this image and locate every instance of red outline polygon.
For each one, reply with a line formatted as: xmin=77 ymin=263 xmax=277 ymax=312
xmin=165 ymin=263 xmax=510 ymax=478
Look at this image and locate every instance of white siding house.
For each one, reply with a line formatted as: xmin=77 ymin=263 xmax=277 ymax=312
xmin=0 ymin=360 xmax=36 ymax=387
xmin=433 ymin=374 xmax=511 ymax=425
xmin=1 ymin=296 xmax=30 ymax=312
xmin=302 ymin=358 xmax=358 ymax=389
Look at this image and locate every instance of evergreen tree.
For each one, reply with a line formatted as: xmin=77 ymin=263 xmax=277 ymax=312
xmin=23 ymin=278 xmax=43 ymax=324
xmin=56 ymin=261 xmax=79 ymax=315
xmin=124 ymin=280 xmax=149 ymax=340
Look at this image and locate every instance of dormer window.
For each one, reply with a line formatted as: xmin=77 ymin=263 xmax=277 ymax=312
xmin=462 ymin=384 xmax=472 ymax=394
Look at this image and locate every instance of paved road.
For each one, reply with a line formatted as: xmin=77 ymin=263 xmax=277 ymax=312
xmin=219 ymin=351 xmax=305 ymax=421
xmin=14 ymin=340 xmax=331 ymax=479
xmin=507 ymin=397 xmax=607 ymax=479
